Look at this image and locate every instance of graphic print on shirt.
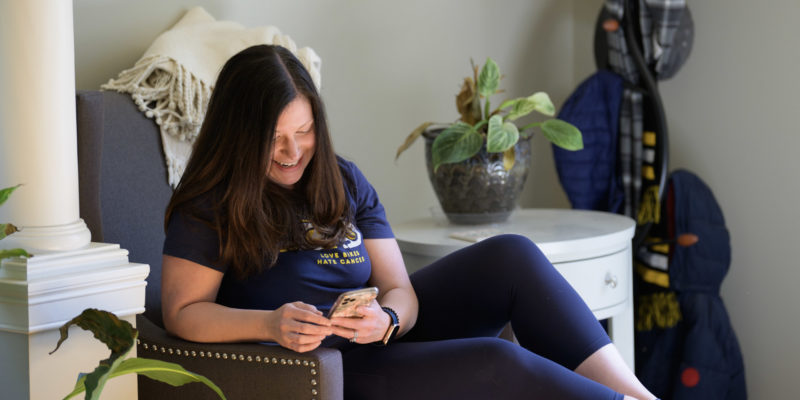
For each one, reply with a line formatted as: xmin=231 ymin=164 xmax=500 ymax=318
xmin=300 ymin=220 xmax=366 ymax=266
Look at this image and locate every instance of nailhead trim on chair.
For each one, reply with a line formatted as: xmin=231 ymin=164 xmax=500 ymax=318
xmin=138 ymin=339 xmax=321 ymax=399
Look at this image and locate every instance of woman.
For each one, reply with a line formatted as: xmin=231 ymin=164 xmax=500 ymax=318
xmin=161 ymin=44 xmax=657 ymax=399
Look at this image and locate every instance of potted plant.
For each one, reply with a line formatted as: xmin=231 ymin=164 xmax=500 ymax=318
xmin=396 ymin=58 xmax=583 ymax=224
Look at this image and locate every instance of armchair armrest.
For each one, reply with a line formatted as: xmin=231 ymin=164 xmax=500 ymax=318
xmin=135 ymin=315 xmax=343 ymax=400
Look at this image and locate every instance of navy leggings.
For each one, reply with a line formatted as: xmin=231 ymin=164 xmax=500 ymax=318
xmin=341 ymin=234 xmax=625 ymax=399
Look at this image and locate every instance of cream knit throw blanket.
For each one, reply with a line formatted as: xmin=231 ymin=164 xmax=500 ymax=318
xmin=102 ymin=7 xmax=322 ymax=187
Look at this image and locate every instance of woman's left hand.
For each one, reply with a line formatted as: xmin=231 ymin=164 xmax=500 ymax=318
xmin=329 ymin=299 xmax=389 ymax=344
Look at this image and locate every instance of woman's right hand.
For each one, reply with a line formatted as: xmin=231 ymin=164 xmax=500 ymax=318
xmin=266 ymin=301 xmax=333 ymax=352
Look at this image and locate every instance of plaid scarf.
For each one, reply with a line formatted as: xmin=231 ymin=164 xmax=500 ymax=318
xmin=603 ymin=0 xmax=686 ymax=219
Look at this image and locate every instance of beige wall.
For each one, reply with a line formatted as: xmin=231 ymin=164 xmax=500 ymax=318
xmin=654 ymin=1 xmax=800 ymax=397
xmin=74 ymin=0 xmax=576 ymax=219
xmin=74 ymin=0 xmax=799 ymax=397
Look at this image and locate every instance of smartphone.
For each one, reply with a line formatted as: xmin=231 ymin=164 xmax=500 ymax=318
xmin=327 ymin=287 xmax=379 ymax=318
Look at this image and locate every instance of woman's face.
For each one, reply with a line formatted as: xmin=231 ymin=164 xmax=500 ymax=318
xmin=268 ymin=96 xmax=316 ymax=188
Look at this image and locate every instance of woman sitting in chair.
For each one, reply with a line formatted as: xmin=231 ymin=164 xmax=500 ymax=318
xmin=161 ymin=44 xmax=657 ymax=400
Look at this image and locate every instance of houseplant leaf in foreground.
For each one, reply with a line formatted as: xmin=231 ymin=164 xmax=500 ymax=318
xmin=1 ymin=185 xmax=23 ymax=243
xmin=0 ymin=184 xmax=22 ymax=206
xmin=64 ymin=358 xmax=226 ymax=400
xmin=52 ymin=309 xmax=139 ymax=399
xmin=0 ymin=248 xmax=30 ymax=259
xmin=52 ymin=308 xmax=225 ymax=399
xmin=52 ymin=308 xmax=136 ymax=356
xmin=0 ymin=184 xmax=32 ymax=260
xmin=1 ymin=222 xmax=19 ymax=239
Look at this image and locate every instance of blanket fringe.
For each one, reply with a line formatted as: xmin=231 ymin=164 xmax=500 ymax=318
xmin=102 ymin=54 xmax=212 ymax=142
xmin=102 ymin=55 xmax=212 ymax=186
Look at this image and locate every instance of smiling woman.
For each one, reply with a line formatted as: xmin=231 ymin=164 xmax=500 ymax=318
xmin=164 ymin=44 xmax=350 ymax=277
xmin=269 ymin=96 xmax=316 ymax=189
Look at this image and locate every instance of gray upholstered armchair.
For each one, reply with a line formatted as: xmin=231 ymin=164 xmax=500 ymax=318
xmin=76 ymin=90 xmax=343 ymax=399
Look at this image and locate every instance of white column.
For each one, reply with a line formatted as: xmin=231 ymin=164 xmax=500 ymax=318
xmin=0 ymin=1 xmax=149 ymax=399
xmin=0 ymin=0 xmax=90 ymax=254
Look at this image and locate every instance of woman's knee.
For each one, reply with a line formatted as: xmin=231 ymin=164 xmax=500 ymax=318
xmin=482 ymin=233 xmax=536 ymax=250
xmin=476 ymin=234 xmax=551 ymax=277
xmin=482 ymin=234 xmax=545 ymax=262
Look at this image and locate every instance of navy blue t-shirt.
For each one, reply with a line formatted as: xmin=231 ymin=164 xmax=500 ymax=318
xmin=163 ymin=157 xmax=394 ymax=314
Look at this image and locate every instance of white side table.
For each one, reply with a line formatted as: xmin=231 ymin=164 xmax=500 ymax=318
xmin=393 ymin=208 xmax=636 ymax=368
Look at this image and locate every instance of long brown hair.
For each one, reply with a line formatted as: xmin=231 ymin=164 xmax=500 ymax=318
xmin=165 ymin=45 xmax=351 ymax=278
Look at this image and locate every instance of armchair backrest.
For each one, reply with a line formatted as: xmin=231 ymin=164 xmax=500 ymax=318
xmin=76 ymin=90 xmax=173 ymax=327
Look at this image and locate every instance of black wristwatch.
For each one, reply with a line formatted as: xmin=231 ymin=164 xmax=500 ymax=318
xmin=379 ymin=307 xmax=399 ymax=345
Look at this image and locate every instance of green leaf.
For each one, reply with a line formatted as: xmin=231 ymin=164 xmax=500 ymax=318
xmin=0 ymin=248 xmax=31 ymax=260
xmin=497 ymin=98 xmax=520 ymax=111
xmin=64 ymin=334 xmax=135 ymax=400
xmin=396 ymin=122 xmax=434 ymax=160
xmin=83 ymin=363 xmax=116 ymax=400
xmin=527 ymin=92 xmax=556 ymax=116
xmin=55 ymin=309 xmax=137 ymax=400
xmin=504 ymin=98 xmax=535 ymax=121
xmin=115 ymin=358 xmax=226 ymax=399
xmin=486 ymin=115 xmax=519 ymax=153
xmin=51 ymin=308 xmax=137 ymax=357
xmin=0 ymin=184 xmax=22 ymax=207
xmin=541 ymin=119 xmax=584 ymax=150
xmin=64 ymin=358 xmax=227 ymax=400
xmin=477 ymin=58 xmax=500 ymax=98
xmin=55 ymin=309 xmax=225 ymax=399
xmin=431 ymin=122 xmax=483 ymax=171
xmin=504 ymin=92 xmax=555 ymax=121
xmin=63 ymin=374 xmax=88 ymax=400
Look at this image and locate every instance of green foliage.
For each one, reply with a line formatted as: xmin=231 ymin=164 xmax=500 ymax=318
xmin=396 ymin=58 xmax=583 ymax=170
xmin=0 ymin=184 xmax=21 ymax=206
xmin=486 ymin=115 xmax=519 ymax=153
xmin=477 ymin=58 xmax=500 ymax=98
xmin=0 ymin=184 xmax=31 ymax=260
xmin=540 ymin=119 xmax=584 ymax=151
xmin=0 ymin=248 xmax=29 ymax=259
xmin=430 ymin=122 xmax=483 ymax=170
xmin=52 ymin=308 xmax=226 ymax=400
xmin=112 ymin=359 xmax=224 ymax=395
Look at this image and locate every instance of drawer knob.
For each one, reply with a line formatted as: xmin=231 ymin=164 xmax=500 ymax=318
xmin=605 ymin=273 xmax=618 ymax=289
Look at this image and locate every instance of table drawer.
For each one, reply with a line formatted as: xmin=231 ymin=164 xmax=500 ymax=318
xmin=551 ymin=248 xmax=630 ymax=312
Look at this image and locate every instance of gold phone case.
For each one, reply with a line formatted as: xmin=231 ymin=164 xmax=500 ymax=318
xmin=328 ymin=287 xmax=379 ymax=318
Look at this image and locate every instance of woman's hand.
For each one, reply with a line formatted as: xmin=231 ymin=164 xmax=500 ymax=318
xmin=329 ymin=300 xmax=390 ymax=344
xmin=265 ymin=301 xmax=333 ymax=352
